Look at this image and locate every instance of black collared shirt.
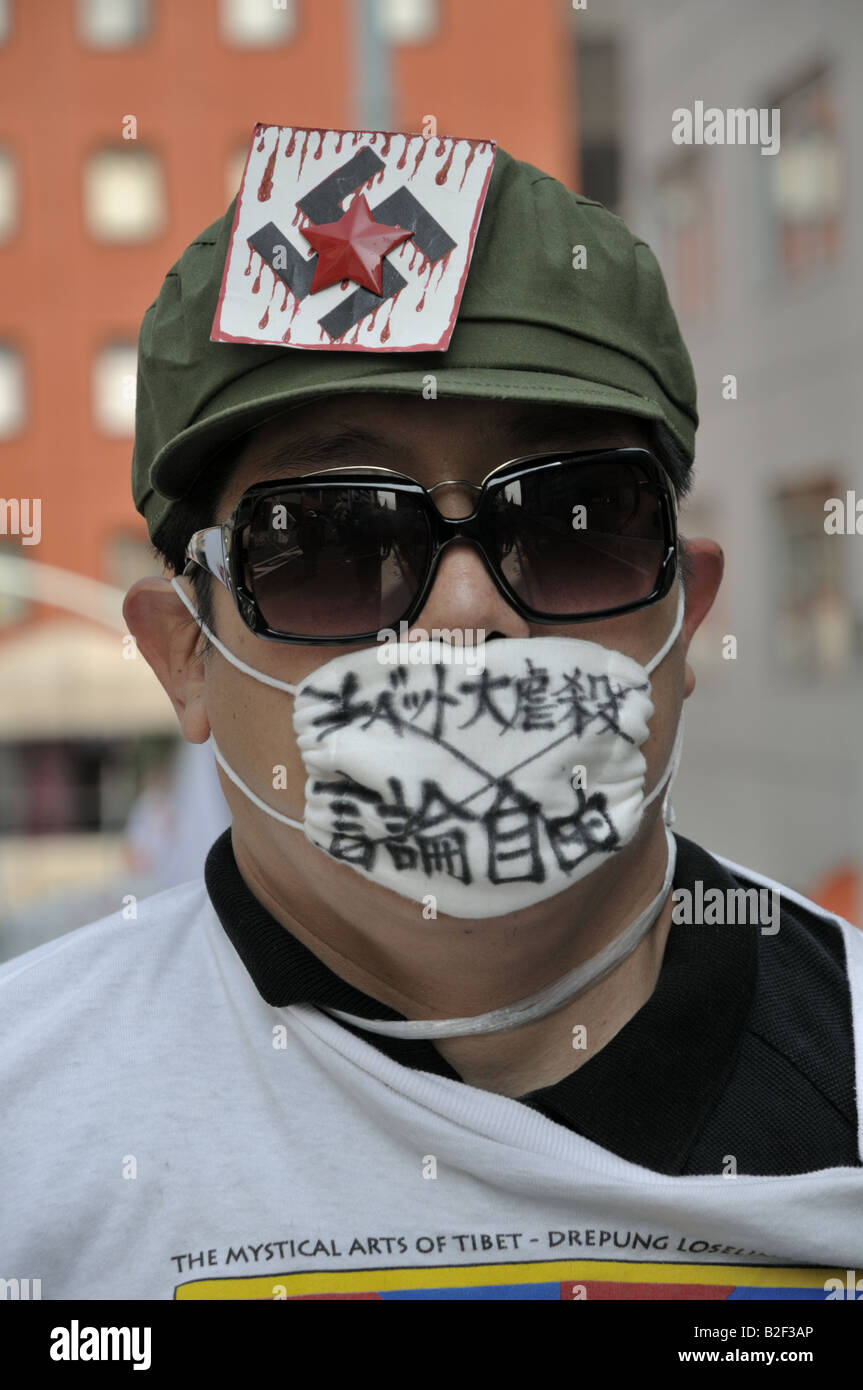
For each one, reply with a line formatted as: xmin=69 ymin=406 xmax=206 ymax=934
xmin=204 ymin=830 xmax=859 ymax=1176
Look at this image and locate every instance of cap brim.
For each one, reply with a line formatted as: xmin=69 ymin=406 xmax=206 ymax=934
xmin=151 ymin=362 xmax=667 ymax=504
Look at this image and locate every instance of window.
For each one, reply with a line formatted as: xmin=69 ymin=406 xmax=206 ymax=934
xmin=771 ymin=475 xmax=858 ymax=678
xmin=0 ymin=146 xmax=18 ymax=241
xmin=377 ymin=0 xmax=437 ymax=44
xmin=656 ymin=152 xmax=716 ymax=319
xmin=219 ymin=0 xmax=296 ymax=46
xmin=78 ymin=0 xmax=149 ymax=47
xmin=83 ymin=148 xmax=165 ymax=242
xmin=576 ymin=37 xmax=622 ymax=212
xmin=92 ymin=343 xmax=137 ymax=436
xmin=0 ymin=737 xmax=175 ymax=836
xmin=767 ymin=66 xmax=841 ymax=278
xmin=0 ymin=344 xmax=25 ymax=438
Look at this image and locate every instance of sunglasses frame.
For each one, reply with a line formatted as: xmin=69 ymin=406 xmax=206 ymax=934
xmin=184 ymin=446 xmax=679 ymax=645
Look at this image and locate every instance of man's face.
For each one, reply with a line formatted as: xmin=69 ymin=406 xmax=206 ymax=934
xmin=194 ymin=394 xmax=691 ymax=870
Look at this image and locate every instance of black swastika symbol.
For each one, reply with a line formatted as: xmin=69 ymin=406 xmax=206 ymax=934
xmin=247 ymin=145 xmax=457 ymax=340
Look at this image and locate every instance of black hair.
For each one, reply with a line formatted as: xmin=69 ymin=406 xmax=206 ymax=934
xmin=150 ymin=443 xmax=241 ymax=642
xmin=650 ymin=419 xmax=696 ymax=590
xmin=150 ymin=414 xmax=696 ymax=641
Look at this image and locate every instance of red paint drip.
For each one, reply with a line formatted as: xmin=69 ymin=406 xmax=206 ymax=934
xmin=281 ymin=283 xmax=290 ymax=312
xmin=381 ymin=133 xmax=392 ymax=157
xmin=314 ymin=129 xmax=325 ymax=159
xmin=459 ymin=143 xmax=476 ymax=192
xmin=261 ymin=277 xmax=280 ymax=328
xmin=411 ymin=140 xmax=428 ymax=179
xmin=258 ymin=137 xmax=278 ymax=201
xmin=252 ymin=269 xmax=262 ymax=293
xmin=409 ymin=244 xmax=419 ymax=272
xmin=335 ymin=131 xmax=345 ymax=154
xmin=297 ymin=129 xmax=312 ymax=178
xmin=256 ymin=128 xmax=266 ymax=152
xmin=416 ymin=260 xmax=435 ymax=311
xmin=435 ymin=250 xmax=451 ymax=287
xmin=340 ymin=279 xmax=350 ymax=290
xmin=291 ymin=295 xmax=302 ymax=324
xmin=286 ymin=129 xmax=297 ymax=158
xmin=435 ymin=138 xmax=446 ymax=158
xmin=381 ymin=287 xmax=402 ymax=342
xmin=397 ymin=135 xmax=411 ymax=170
xmin=435 ymin=145 xmax=454 ymax=186
xmin=282 ymin=327 xmax=292 ymax=342
xmin=349 ymin=321 xmax=362 ymax=344
xmin=245 ymin=246 xmax=255 ymax=276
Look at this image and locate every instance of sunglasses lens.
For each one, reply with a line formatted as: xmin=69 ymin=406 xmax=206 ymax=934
xmin=245 ymin=485 xmax=431 ymax=638
xmin=487 ymin=457 xmax=668 ymax=617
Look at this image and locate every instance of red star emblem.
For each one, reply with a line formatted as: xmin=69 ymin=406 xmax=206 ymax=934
xmin=303 ymin=194 xmax=413 ymax=297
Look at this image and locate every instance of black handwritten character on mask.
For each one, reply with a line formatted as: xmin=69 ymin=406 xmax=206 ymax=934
xmin=552 ymin=669 xmax=646 ymax=743
xmin=303 ymin=672 xmax=378 ymax=740
xmin=483 ymin=780 xmax=545 ymax=884
xmin=545 ymin=787 xmax=620 ymax=873
xmin=458 ymin=662 xmax=559 ymax=737
xmin=455 ymin=669 xmax=515 ymax=733
xmin=381 ymin=777 xmax=474 ymax=882
xmin=509 ymin=660 xmax=557 ymax=733
xmin=311 ymin=773 xmax=381 ymax=869
xmin=388 ymin=665 xmax=459 ymax=740
xmin=305 ymin=666 xmax=459 ymax=742
xmin=312 ymin=774 xmax=474 ymax=882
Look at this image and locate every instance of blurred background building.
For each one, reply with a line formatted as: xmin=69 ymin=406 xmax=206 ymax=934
xmin=573 ymin=0 xmax=863 ymax=923
xmin=0 ymin=0 xmax=860 ymax=957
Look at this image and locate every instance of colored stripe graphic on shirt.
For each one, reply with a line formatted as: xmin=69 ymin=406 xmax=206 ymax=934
xmin=174 ymin=1258 xmax=859 ymax=1300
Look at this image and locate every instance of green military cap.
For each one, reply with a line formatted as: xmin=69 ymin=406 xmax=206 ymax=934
xmin=132 ymin=126 xmax=697 ymax=539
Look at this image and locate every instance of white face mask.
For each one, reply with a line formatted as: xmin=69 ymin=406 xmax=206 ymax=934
xmin=172 ymin=577 xmax=685 ymax=1037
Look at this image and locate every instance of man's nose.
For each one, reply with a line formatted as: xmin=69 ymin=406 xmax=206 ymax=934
xmin=409 ymin=483 xmax=530 ymax=640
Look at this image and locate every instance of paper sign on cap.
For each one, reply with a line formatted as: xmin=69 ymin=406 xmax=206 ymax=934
xmin=211 ymin=124 xmax=496 ymax=353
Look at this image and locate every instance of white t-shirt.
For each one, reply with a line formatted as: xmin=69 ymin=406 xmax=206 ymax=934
xmin=1 ymin=872 xmax=862 ymax=1301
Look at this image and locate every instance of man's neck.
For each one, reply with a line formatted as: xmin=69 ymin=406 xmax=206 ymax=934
xmin=432 ymin=888 xmax=674 ymax=1096
xmin=232 ymin=812 xmax=674 ymax=1097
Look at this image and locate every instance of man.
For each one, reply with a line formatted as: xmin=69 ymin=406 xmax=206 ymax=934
xmin=2 ymin=127 xmax=862 ymax=1301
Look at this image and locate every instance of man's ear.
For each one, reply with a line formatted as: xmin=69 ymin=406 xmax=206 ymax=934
xmin=123 ymin=577 xmax=211 ymax=743
xmin=679 ymin=539 xmax=724 ymax=699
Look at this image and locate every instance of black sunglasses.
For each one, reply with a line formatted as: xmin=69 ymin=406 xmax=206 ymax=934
xmin=184 ymin=447 xmax=679 ymax=644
